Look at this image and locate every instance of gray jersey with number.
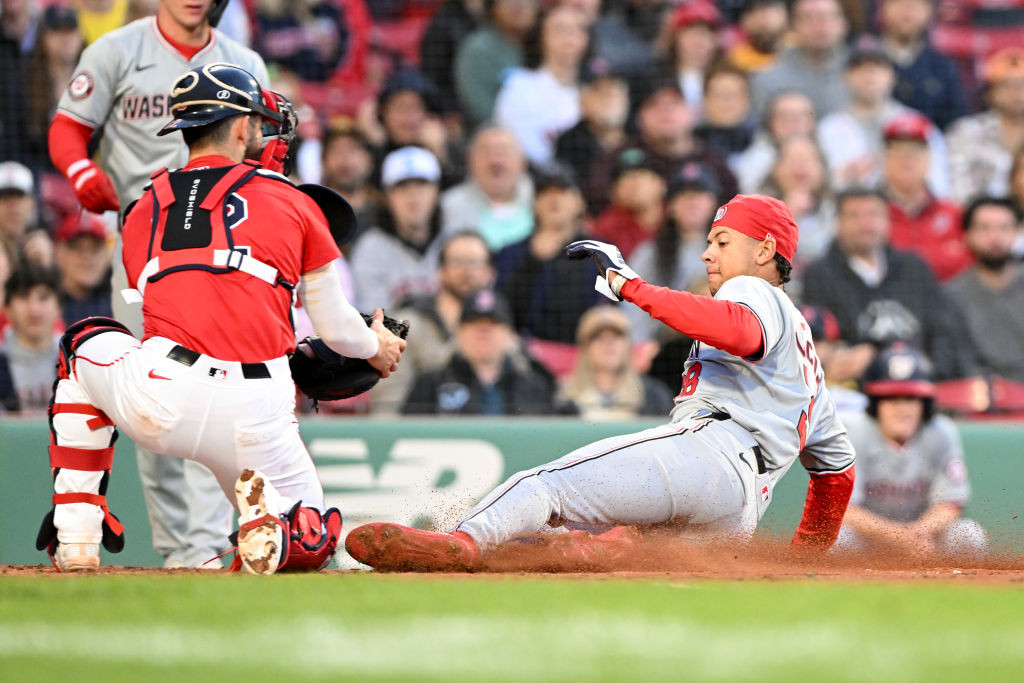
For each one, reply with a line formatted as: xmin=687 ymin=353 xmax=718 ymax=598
xmin=845 ymin=412 xmax=969 ymax=522
xmin=57 ymin=17 xmax=268 ymax=206
xmin=669 ymin=276 xmax=854 ymax=480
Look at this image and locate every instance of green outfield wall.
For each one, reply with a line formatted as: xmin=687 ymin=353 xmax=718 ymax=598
xmin=2 ymin=418 xmax=1022 ymax=567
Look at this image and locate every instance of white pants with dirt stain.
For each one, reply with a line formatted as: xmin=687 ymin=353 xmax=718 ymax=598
xmin=52 ymin=332 xmax=324 ymax=549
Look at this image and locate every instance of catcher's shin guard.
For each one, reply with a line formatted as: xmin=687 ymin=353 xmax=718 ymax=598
xmin=56 ymin=316 xmax=134 ymax=380
xmin=234 ymin=469 xmax=342 ymax=574
xmin=37 ymin=342 xmax=127 ymax=569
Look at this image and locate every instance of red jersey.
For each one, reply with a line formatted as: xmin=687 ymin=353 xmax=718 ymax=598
xmin=122 ymin=155 xmax=339 ymax=362
xmin=888 ymin=196 xmax=973 ymax=282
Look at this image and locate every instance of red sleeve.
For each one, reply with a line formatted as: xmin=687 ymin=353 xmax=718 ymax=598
xmin=298 ymin=193 xmax=342 ymax=274
xmin=620 ymin=278 xmax=763 ymax=358
xmin=48 ymin=112 xmax=94 ymax=176
xmin=791 ymin=466 xmax=855 ymax=550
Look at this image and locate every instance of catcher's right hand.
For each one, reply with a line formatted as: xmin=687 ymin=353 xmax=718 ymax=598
xmin=368 ymin=308 xmax=407 ymax=378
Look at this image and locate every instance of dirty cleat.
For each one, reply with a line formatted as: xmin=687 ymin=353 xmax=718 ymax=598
xmin=53 ymin=543 xmax=100 ymax=572
xmin=234 ymin=469 xmax=286 ymax=575
xmin=547 ymin=525 xmax=641 ymax=570
xmin=345 ymin=523 xmax=480 ymax=572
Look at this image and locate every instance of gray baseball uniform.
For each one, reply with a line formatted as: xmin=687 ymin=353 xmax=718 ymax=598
xmin=838 ymin=412 xmax=986 ymax=554
xmin=456 ymin=276 xmax=856 ymax=549
xmin=57 ymin=16 xmax=268 ymax=207
xmin=57 ymin=16 xmax=268 ymax=568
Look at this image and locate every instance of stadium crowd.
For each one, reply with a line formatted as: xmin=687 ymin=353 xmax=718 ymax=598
xmin=2 ymin=0 xmax=1024 ymax=422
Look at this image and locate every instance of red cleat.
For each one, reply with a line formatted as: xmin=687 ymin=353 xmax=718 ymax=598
xmin=345 ymin=523 xmax=481 ymax=572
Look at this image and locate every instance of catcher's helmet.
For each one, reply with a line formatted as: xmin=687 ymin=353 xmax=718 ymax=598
xmin=158 ymin=62 xmax=281 ymax=137
xmin=861 ymin=344 xmax=936 ymax=399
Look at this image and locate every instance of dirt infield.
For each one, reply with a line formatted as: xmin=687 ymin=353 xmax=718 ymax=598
xmin=7 ymin=534 xmax=1024 ymax=582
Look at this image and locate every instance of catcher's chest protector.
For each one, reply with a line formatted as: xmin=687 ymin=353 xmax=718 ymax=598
xmin=132 ymin=161 xmax=294 ymax=298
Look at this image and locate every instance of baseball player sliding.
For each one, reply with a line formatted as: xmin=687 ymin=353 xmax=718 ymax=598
xmin=347 ymin=195 xmax=857 ymax=570
xmin=48 ymin=0 xmax=268 ymax=569
xmin=35 ymin=63 xmax=406 ymax=574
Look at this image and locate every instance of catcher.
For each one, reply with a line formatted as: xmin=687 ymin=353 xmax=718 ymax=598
xmin=35 ymin=63 xmax=406 ymax=574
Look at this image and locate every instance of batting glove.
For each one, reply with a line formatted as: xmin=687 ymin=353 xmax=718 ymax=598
xmin=68 ymin=160 xmax=120 ymax=213
xmin=564 ymin=239 xmax=640 ymax=301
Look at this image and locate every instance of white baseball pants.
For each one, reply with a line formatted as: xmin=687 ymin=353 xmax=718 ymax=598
xmin=52 ymin=332 xmax=324 ymax=548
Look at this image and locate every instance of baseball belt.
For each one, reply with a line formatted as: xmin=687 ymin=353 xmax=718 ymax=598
xmin=706 ymin=410 xmax=767 ymax=475
xmin=166 ymin=344 xmax=271 ymax=379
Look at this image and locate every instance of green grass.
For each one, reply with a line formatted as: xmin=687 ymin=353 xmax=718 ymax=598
xmin=2 ymin=573 xmax=1023 ymax=682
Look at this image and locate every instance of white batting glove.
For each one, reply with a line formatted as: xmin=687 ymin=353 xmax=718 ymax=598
xmin=564 ymin=239 xmax=640 ymax=301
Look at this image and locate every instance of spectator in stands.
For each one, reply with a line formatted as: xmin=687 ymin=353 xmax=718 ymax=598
xmin=53 ymin=212 xmax=112 ymax=327
xmin=694 ymin=64 xmax=755 ymax=161
xmin=817 ymin=47 xmax=949 ymax=196
xmin=760 ymin=135 xmax=835 ymax=272
xmin=253 ymin=0 xmax=346 ymax=82
xmin=879 ymin=0 xmax=967 ymax=131
xmin=320 ymin=127 xmax=381 ymax=242
xmin=1 ymin=263 xmax=61 ymax=411
xmin=946 ymin=197 xmax=1024 ymax=383
xmin=371 ymin=231 xmax=497 ymax=415
xmin=587 ymin=0 xmax=664 ymax=80
xmin=656 ymin=1 xmax=721 ymax=115
xmin=802 ymin=188 xmax=975 ymax=380
xmin=948 ymin=48 xmax=1024 ymax=204
xmin=751 ymin=0 xmax=849 ymax=118
xmin=734 ymin=89 xmax=816 ymax=194
xmin=494 ymin=3 xmax=589 ymax=165
xmin=554 ymin=56 xmax=630 ymax=195
xmin=838 ymin=345 xmax=987 ymax=559
xmin=23 ymin=5 xmax=81 ymax=172
xmin=455 ymin=0 xmax=538 ymax=126
xmin=419 ymin=0 xmax=485 ymax=117
xmin=586 ymin=76 xmax=736 ymax=213
xmin=728 ymin=0 xmax=788 ymax=73
xmin=495 ymin=166 xmax=601 ymax=344
xmin=882 ymin=113 xmax=970 ymax=282
xmin=0 ymin=0 xmax=32 ymax=162
xmin=75 ymin=0 xmax=129 ymax=45
xmin=627 ymin=161 xmax=718 ymax=343
xmin=591 ymin=147 xmax=666 ymax=258
xmin=441 ymin=124 xmax=533 ymax=251
xmin=0 ymin=161 xmax=51 ymax=268
xmin=402 ymin=288 xmax=556 ymax=415
xmin=366 ymin=67 xmax=464 ymax=190
xmin=350 ymin=147 xmax=444 ymax=312
xmin=0 ymin=242 xmax=9 ymax=329
xmin=559 ymin=305 xmax=673 ymax=420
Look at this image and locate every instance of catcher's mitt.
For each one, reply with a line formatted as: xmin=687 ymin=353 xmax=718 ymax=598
xmin=290 ymin=313 xmax=410 ymax=406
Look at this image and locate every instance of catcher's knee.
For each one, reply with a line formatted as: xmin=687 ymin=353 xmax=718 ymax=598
xmin=58 ymin=316 xmax=134 ymax=379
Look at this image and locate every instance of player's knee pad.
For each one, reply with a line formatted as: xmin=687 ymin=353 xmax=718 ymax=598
xmin=58 ymin=316 xmax=134 ymax=379
xmin=276 ymin=503 xmax=343 ymax=572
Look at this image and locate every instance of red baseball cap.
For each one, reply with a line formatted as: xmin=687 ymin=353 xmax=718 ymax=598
xmin=883 ymin=113 xmax=931 ymax=144
xmin=710 ymin=194 xmax=798 ymax=263
xmin=670 ymin=1 xmax=721 ymax=30
xmin=56 ymin=212 xmax=107 ymax=243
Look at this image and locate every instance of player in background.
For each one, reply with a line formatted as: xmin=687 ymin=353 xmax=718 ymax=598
xmin=35 ymin=63 xmax=406 ymax=574
xmin=47 ymin=0 xmax=268 ymax=568
xmin=836 ymin=345 xmax=987 ymax=559
xmin=346 ymin=194 xmax=856 ymax=571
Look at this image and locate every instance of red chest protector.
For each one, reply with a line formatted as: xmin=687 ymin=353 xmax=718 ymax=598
xmin=124 ymin=161 xmax=295 ymax=303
